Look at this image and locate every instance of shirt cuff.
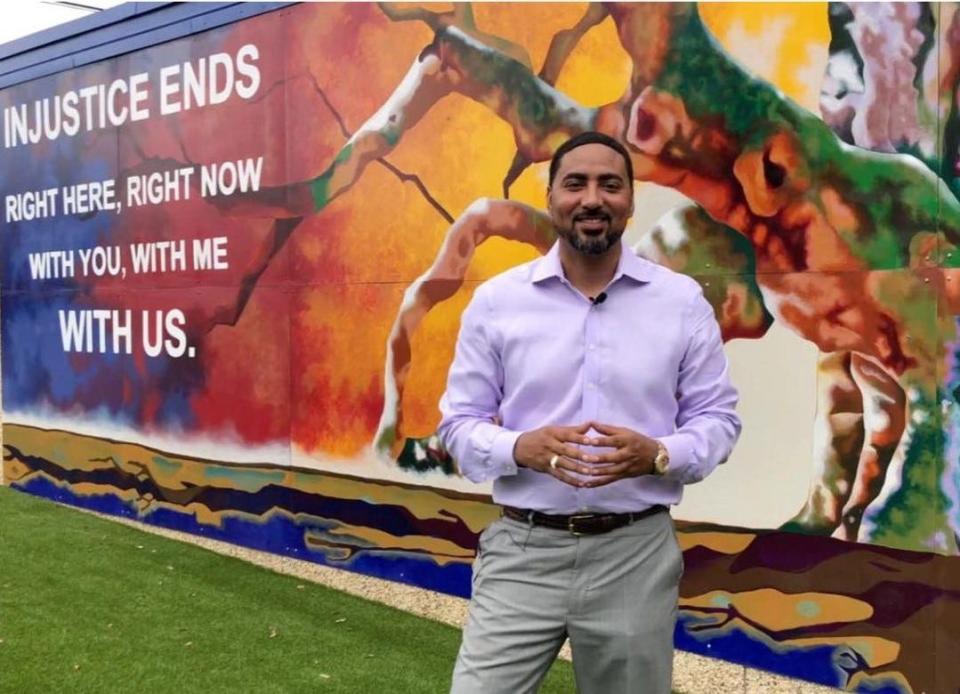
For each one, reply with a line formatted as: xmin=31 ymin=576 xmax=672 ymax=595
xmin=657 ymin=434 xmax=697 ymax=484
xmin=490 ymin=429 xmax=522 ymax=477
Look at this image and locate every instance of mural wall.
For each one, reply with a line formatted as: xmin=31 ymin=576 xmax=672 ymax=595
xmin=3 ymin=3 xmax=959 ymax=691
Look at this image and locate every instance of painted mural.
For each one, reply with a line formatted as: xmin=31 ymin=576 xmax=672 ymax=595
xmin=3 ymin=3 xmax=960 ymax=691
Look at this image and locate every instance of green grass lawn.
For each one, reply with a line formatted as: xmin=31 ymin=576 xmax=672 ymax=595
xmin=0 ymin=485 xmax=580 ymax=693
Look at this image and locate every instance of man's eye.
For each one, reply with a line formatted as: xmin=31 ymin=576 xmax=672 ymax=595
xmin=603 ymin=183 xmax=622 ymax=191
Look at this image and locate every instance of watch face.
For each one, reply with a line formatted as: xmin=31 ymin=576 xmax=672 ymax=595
xmin=654 ymin=445 xmax=669 ymax=474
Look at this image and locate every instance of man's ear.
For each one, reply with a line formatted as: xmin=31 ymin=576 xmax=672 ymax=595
xmin=732 ymin=132 xmax=801 ymax=218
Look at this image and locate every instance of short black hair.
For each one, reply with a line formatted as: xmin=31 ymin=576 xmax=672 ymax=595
xmin=548 ymin=131 xmax=634 ymax=187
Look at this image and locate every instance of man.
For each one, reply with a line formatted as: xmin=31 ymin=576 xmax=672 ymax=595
xmin=438 ymin=131 xmax=741 ymax=693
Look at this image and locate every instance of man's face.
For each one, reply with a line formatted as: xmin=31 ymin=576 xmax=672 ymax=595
xmin=548 ymin=143 xmax=634 ymax=256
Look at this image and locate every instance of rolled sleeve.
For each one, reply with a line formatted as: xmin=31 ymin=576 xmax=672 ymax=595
xmin=658 ymin=289 xmax=741 ymax=484
xmin=438 ymin=286 xmax=520 ymax=483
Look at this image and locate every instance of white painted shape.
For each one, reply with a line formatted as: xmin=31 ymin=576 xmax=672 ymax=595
xmin=676 ymin=322 xmax=820 ymax=529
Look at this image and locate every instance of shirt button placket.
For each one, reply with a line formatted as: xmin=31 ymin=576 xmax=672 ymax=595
xmin=582 ymin=303 xmax=602 ymax=507
xmin=585 ymin=304 xmax=602 ymax=422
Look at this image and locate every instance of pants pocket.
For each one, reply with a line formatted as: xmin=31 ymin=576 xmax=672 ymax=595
xmin=471 ymin=521 xmax=504 ymax=590
xmin=671 ymin=523 xmax=685 ymax=583
xmin=471 ymin=544 xmax=485 ymax=590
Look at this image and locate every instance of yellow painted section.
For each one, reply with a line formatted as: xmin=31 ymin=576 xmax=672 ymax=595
xmin=700 ymin=3 xmax=830 ymax=113
xmin=318 ymin=523 xmax=475 ymax=565
xmin=677 ymin=530 xmax=756 ymax=554
xmin=787 ymin=636 xmax=901 ymax=668
xmin=5 ymin=424 xmax=498 ymax=534
xmin=682 ymin=588 xmax=874 ymax=632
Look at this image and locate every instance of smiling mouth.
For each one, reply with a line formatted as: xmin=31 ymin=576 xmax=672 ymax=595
xmin=575 ymin=216 xmax=610 ymax=232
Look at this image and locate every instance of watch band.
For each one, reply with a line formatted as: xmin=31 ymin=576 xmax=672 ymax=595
xmin=653 ymin=442 xmax=670 ymax=475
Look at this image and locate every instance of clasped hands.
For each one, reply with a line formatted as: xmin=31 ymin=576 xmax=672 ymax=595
xmin=513 ymin=422 xmax=660 ymax=488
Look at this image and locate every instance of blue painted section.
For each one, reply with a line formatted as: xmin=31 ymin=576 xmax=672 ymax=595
xmin=0 ymin=2 xmax=294 ymax=89
xmin=674 ymin=615 xmax=909 ymax=694
xmin=12 ymin=476 xmax=474 ymax=599
xmin=1 ymin=150 xmax=118 ymax=295
xmin=7 ymin=473 xmax=914 ymax=693
xmin=1 ymin=292 xmax=195 ymax=429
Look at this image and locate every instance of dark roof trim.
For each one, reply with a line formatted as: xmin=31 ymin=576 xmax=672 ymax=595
xmin=0 ymin=2 xmax=293 ymax=89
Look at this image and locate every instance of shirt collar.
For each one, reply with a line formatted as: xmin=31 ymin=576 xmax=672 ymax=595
xmin=531 ymin=240 xmax=656 ymax=285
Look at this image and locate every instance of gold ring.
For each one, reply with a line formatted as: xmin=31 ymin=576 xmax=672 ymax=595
xmin=549 ymin=454 xmax=559 ymax=471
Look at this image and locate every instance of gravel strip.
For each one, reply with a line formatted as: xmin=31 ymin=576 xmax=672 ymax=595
xmin=71 ymin=504 xmax=475 ymax=627
xmin=65 ymin=504 xmax=841 ymax=692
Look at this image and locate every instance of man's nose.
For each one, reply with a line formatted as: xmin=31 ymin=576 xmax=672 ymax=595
xmin=581 ymin=184 xmax=602 ymax=206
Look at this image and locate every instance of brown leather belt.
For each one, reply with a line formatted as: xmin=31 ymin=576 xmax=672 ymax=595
xmin=502 ymin=504 xmax=668 ymax=536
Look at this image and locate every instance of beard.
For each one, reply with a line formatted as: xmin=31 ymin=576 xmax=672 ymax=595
xmin=557 ymin=223 xmax=625 ymax=256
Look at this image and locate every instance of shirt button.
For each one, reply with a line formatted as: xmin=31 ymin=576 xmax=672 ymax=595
xmin=587 ymin=383 xmax=595 ymax=389
xmin=588 ymin=344 xmax=596 ymax=350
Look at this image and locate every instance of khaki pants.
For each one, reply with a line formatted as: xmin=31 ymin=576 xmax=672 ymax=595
xmin=451 ymin=510 xmax=682 ymax=694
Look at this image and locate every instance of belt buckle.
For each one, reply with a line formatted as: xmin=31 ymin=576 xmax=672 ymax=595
xmin=567 ymin=513 xmax=595 ymax=536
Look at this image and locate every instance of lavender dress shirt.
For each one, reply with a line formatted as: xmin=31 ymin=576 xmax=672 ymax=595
xmin=438 ymin=240 xmax=741 ymax=514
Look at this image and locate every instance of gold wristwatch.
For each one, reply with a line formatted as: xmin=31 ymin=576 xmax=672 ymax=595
xmin=652 ymin=441 xmax=670 ymax=475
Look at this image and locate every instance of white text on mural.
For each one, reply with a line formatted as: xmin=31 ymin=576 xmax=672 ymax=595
xmin=3 ymin=44 xmax=261 ymax=149
xmin=58 ymin=309 xmax=195 ymax=358
xmin=6 ymin=157 xmax=262 ymax=222
xmin=6 ymin=179 xmax=118 ymax=222
xmin=125 ymin=157 xmax=263 ymax=208
xmin=128 ymin=238 xmax=229 ymax=274
xmin=28 ymin=237 xmax=230 ymax=281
